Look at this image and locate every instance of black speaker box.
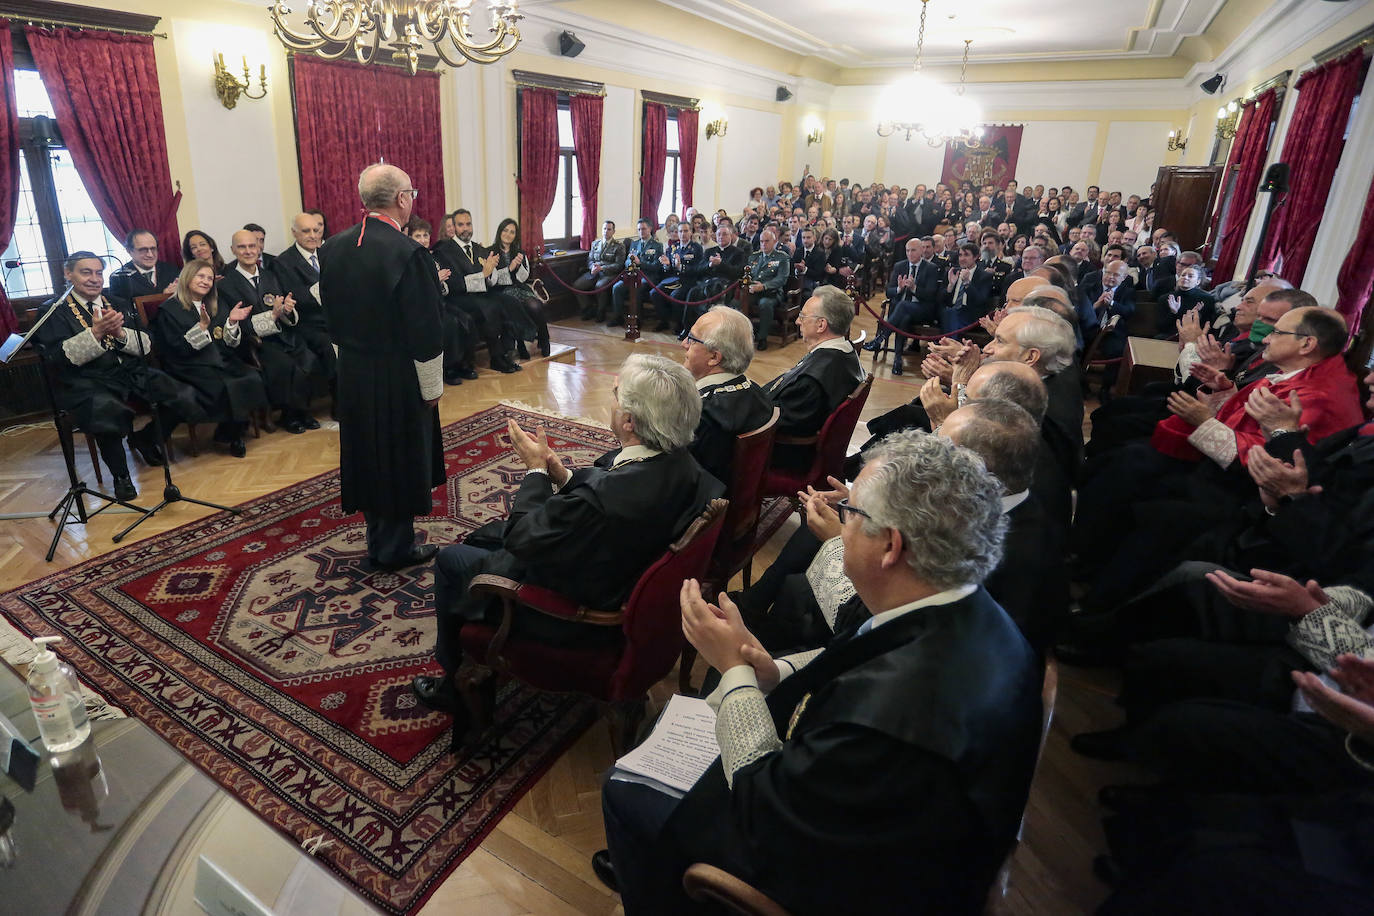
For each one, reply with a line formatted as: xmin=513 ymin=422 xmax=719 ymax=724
xmin=559 ymin=30 xmax=585 ymax=57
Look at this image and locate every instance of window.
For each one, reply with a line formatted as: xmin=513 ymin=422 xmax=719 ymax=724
xmin=540 ymin=97 xmax=583 ymax=250
xmin=660 ymin=113 xmax=682 ymax=226
xmin=1 ymin=68 xmax=129 ymax=303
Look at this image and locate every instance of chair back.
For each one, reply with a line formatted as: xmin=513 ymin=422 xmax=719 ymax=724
xmin=1080 ymin=314 xmax=1120 ymax=368
xmin=804 ymin=374 xmax=873 ymax=487
xmin=683 ymin=864 xmax=793 ymax=916
xmin=133 ymin=293 xmax=172 ymax=331
xmin=611 ymin=497 xmax=728 ymax=699
xmin=710 ymin=409 xmax=779 ymax=579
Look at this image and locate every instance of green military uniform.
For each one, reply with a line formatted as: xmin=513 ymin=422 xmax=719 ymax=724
xmin=611 ymin=236 xmax=666 ymax=322
xmin=747 ymin=247 xmax=790 ymax=347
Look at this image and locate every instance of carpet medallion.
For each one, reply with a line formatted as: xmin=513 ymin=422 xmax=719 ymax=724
xmin=0 ymin=404 xmax=626 ymax=914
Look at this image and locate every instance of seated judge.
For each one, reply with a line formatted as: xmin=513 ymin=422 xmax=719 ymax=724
xmin=573 ymin=219 xmax=625 ymax=321
xmin=595 ymin=431 xmax=1043 ymax=915
xmin=108 ymin=229 xmax=178 ymax=302
xmin=33 ymin=252 xmax=200 ymax=501
xmin=432 ymin=208 xmax=521 ymax=373
xmin=414 ymin=354 xmax=725 ymax=720
xmin=151 ymin=259 xmax=268 ymax=458
xmin=217 ymin=229 xmax=319 ymax=434
xmin=762 ymin=285 xmax=865 ymax=468
xmin=273 ymin=212 xmax=338 ymax=384
xmin=681 ymin=305 xmax=775 ymax=486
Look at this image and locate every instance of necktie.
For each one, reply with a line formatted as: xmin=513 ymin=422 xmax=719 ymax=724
xmin=309 ymin=253 xmax=319 ymax=272
xmin=251 ymin=274 xmax=260 ymax=296
xmin=908 ymin=264 xmax=915 ymax=298
xmin=464 ymin=244 xmax=473 ymax=264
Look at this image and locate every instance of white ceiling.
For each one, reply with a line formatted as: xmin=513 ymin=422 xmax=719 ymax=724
xmin=656 ymin=0 xmax=1237 ymax=66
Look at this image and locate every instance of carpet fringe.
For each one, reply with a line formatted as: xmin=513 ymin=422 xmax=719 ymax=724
xmin=498 ymin=398 xmax=605 ymax=429
xmin=0 ymin=614 xmax=127 ymax=721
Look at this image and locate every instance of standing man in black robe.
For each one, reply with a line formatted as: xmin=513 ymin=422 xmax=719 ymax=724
xmin=108 ymin=229 xmax=178 ymax=303
xmin=318 ymin=162 xmax=445 ymax=570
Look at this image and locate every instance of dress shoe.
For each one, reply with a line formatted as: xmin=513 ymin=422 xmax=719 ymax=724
xmin=591 ymin=850 xmax=619 ymax=893
xmin=607 ymin=317 xmax=624 ymax=327
xmin=282 ymin=418 xmax=308 ymax=435
xmin=113 ymin=476 xmax=137 ymax=501
xmin=373 ymin=543 xmax=439 ymax=571
xmin=411 ymin=674 xmax=461 ymax=715
xmin=516 ymin=340 xmax=530 ymax=360
xmin=128 ymin=428 xmax=165 ymax=466
xmin=755 ymin=339 xmax=768 ymax=351
xmin=892 ymin=363 xmax=904 ymax=376
xmin=861 ymin=339 xmax=881 ymax=352
xmin=536 ymin=336 xmax=550 ymax=357
xmin=491 ymin=358 xmax=519 ymax=374
xmin=1070 ymin=727 xmax=1130 ymax=761
xmin=457 ymin=367 xmax=479 ymax=380
xmin=300 ymin=414 xmax=321 ymax=430
xmin=443 ymin=373 xmax=465 ymax=386
xmin=228 ymin=438 xmax=247 ymax=459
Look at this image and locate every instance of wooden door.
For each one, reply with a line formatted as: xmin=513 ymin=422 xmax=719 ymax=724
xmin=1152 ymin=165 xmax=1223 ymax=253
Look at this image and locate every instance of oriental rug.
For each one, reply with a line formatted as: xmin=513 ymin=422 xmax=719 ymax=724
xmin=0 ymin=403 xmax=622 ymax=915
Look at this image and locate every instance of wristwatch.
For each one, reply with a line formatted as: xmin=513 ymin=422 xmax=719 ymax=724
xmin=1267 ymin=427 xmax=1292 ymax=440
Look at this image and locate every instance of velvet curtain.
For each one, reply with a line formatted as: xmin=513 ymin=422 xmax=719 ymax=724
xmin=292 ymin=56 xmax=445 ymax=238
xmin=1211 ymin=90 xmax=1276 ymax=281
xmin=640 ymin=102 xmax=667 ymax=230
xmin=517 ymin=87 xmax=559 ymax=256
xmin=25 ymin=27 xmax=182 ymax=264
xmin=676 ymin=108 xmax=699 ymax=215
xmin=0 ymin=22 xmax=18 ymax=337
xmin=1333 ymin=167 xmax=1374 ymax=340
xmin=1260 ymin=49 xmax=1365 ymax=284
xmin=570 ymin=93 xmax=603 ymax=248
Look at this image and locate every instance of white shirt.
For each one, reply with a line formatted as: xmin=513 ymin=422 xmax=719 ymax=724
xmin=810 ymin=336 xmax=854 ymax=355
xmin=234 ymin=261 xmax=260 ymax=282
xmin=696 ymin=371 xmax=737 ymax=390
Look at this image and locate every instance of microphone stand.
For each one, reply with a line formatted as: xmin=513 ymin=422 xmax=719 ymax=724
xmin=109 ymin=294 xmax=239 ymax=544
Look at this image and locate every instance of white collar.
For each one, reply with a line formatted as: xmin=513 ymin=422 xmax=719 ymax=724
xmin=863 ymin=583 xmax=979 ymax=632
xmin=295 ymin=243 xmax=318 ymax=262
xmin=1266 ymin=366 xmax=1305 ymax=383
xmin=72 ymin=291 xmax=97 ymax=308
xmin=611 ymin=444 xmax=662 ymax=467
xmin=234 ymin=261 xmax=260 ymax=280
xmin=1001 ymin=490 xmax=1030 ymax=514
xmin=810 ymin=336 xmax=853 ymax=354
xmin=696 ymin=371 xmax=738 ymax=390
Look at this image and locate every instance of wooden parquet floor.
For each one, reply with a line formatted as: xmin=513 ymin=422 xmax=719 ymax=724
xmin=0 ymin=305 xmax=1135 ymax=915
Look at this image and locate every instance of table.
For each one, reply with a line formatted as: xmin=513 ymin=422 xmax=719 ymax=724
xmin=1113 ymin=336 xmax=1181 ymax=397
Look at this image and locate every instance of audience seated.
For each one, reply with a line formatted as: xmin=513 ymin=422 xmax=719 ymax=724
xmin=109 ymin=228 xmax=178 ymax=301
xmin=573 ymin=219 xmax=625 ymax=321
xmin=679 ymin=305 xmax=774 ymax=486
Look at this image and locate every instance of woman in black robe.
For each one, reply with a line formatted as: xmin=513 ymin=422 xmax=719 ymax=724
xmin=151 ymin=260 xmax=268 ymax=457
xmin=488 ymin=218 xmax=544 ymax=359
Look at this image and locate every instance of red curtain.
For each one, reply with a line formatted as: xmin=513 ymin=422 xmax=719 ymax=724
xmin=1260 ymin=49 xmax=1365 ymax=284
xmin=569 ymin=93 xmax=603 ymax=248
xmin=25 ymin=27 xmax=182 ymax=263
xmin=640 ymin=102 xmax=667 ymax=230
xmin=677 ymin=108 xmax=699 ymax=215
xmin=0 ymin=21 xmax=18 ymax=338
xmin=1333 ymin=167 xmax=1374 ymax=340
xmin=517 ymin=87 xmax=559 ymax=256
xmin=292 ymin=56 xmax=445 ymax=238
xmin=1210 ymin=90 xmax=1277 ymax=281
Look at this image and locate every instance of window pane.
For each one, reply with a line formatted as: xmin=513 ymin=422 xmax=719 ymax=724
xmin=568 ymin=153 xmax=583 ymax=243
xmin=0 ymin=157 xmax=54 ymax=298
xmin=557 ymin=107 xmax=574 ymax=149
xmin=666 ymin=116 xmax=679 ymax=153
xmin=50 ymin=149 xmax=130 ymax=266
xmin=13 ymin=70 xmax=55 ymax=119
xmin=543 ymin=159 xmax=567 ymax=244
xmin=660 ymin=154 xmax=681 ymax=225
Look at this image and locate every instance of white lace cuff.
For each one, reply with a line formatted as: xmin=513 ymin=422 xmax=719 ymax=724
xmin=251 ymin=311 xmax=281 ymax=337
xmin=514 ymin=260 xmax=530 ymax=283
xmin=1175 ymin=342 xmax=1199 ymax=383
xmin=1187 ymin=417 xmax=1237 ymax=467
xmin=224 ymin=322 xmax=242 ymax=347
xmin=184 ymin=324 xmax=212 ymax=350
xmin=62 ymin=328 xmax=105 ymax=366
xmin=1287 ymin=587 xmax=1374 ymax=671
xmin=414 ymin=353 xmax=443 ymax=402
xmin=491 ymin=266 xmax=511 ymax=286
xmin=464 ymin=272 xmax=485 ymax=294
xmin=709 ymin=665 xmax=781 ymax=787
xmin=806 ymin=537 xmax=856 ymax=631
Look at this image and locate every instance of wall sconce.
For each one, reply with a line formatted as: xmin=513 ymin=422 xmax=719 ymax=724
xmin=1166 ymin=129 xmax=1187 ymax=152
xmin=705 ymin=116 xmax=728 ymax=140
xmin=214 ymin=52 xmax=268 ymax=110
xmin=1215 ymin=99 xmax=1240 ymax=140
xmin=806 ymin=126 xmax=823 ymax=146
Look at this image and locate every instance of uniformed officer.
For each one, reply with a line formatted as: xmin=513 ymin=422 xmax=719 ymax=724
xmin=650 ymin=222 xmax=704 ymax=334
xmin=609 ymin=218 xmax=665 ymax=327
xmin=745 ymin=227 xmax=790 ymax=351
xmin=980 ymin=232 xmax=1013 ymax=304
xmin=573 ymin=219 xmax=626 ymax=320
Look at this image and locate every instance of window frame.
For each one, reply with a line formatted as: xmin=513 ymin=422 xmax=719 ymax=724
xmin=662 ymin=110 xmax=681 ymax=225
xmin=542 ymin=94 xmax=580 ymax=251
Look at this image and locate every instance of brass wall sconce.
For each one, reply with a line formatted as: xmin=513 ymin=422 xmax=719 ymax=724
xmin=1215 ymin=100 xmax=1240 ymax=140
xmin=214 ymin=53 xmax=268 ymax=110
xmin=705 ymin=117 xmax=728 ymax=140
xmin=1167 ymin=130 xmax=1187 ymax=152
xmin=806 ymin=127 xmax=823 ymax=146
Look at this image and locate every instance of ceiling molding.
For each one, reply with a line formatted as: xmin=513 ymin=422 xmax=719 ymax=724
xmin=829 ymin=78 xmax=1194 ymax=112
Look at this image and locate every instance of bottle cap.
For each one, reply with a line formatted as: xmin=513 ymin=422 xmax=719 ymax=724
xmin=31 ymin=635 xmax=62 ymax=674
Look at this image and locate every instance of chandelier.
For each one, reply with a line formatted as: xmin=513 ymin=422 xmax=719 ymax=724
xmin=270 ymin=0 xmax=523 ymax=75
xmin=876 ymin=0 xmax=984 ymax=148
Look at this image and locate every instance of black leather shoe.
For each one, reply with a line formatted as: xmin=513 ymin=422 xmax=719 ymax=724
xmin=536 ymin=336 xmax=550 ymax=356
xmin=861 ymin=339 xmax=881 ymax=352
xmin=129 ymin=429 xmax=165 ymax=466
xmin=492 ymin=359 xmax=519 ymax=374
xmin=282 ymin=418 xmax=307 ymax=435
xmin=300 ymin=414 xmax=321 ymax=430
xmin=755 ymin=339 xmax=768 ymax=351
xmin=113 ymin=476 xmax=137 ymax=501
xmin=591 ymin=850 xmax=619 ymax=893
xmin=374 ymin=543 xmax=439 ymax=571
xmin=229 ymin=439 xmax=247 ymax=459
xmin=458 ymin=367 xmax=479 ymax=380
xmin=892 ymin=363 xmax=904 ymax=376
xmin=1070 ymin=727 xmax=1129 ymax=761
xmin=412 ymin=674 xmax=461 ymax=715
xmin=443 ymin=374 xmax=464 ymax=386
xmin=516 ymin=340 xmax=530 ymax=360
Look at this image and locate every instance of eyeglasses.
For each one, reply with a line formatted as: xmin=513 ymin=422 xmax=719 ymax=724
xmin=682 ymin=330 xmax=707 ymax=346
xmin=133 ymin=246 xmax=158 ymax=254
xmin=835 ymin=498 xmax=872 ymax=524
xmin=797 ymin=312 xmax=824 ymax=323
xmin=400 ymin=188 xmax=420 ymax=200
xmin=1264 ymin=330 xmax=1313 ymax=339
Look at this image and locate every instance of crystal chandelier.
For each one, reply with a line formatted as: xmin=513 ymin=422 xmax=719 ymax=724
xmin=876 ymin=0 xmax=984 ymax=148
xmin=270 ymin=0 xmax=523 ymax=75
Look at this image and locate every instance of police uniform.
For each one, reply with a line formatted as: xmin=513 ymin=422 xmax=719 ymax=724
xmin=610 ymin=235 xmax=665 ymax=324
xmin=746 ymin=247 xmax=790 ymax=348
xmin=650 ymin=239 xmax=704 ymax=332
xmin=573 ymin=236 xmax=626 ymax=320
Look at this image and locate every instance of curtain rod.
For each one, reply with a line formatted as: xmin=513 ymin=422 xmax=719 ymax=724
xmin=512 ymin=69 xmax=605 ymax=96
xmin=14 ymin=16 xmax=166 ymax=38
xmin=641 ymin=89 xmax=699 ymax=110
xmin=1314 ymin=23 xmax=1374 ymax=65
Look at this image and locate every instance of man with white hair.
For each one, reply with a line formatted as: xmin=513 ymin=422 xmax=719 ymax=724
xmin=681 ymin=305 xmax=774 ymax=484
xmin=415 ymin=354 xmax=725 ymax=723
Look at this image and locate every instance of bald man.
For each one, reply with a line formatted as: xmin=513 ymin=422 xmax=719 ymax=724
xmin=217 ymin=228 xmax=319 ymax=433
xmin=275 ymin=211 xmax=338 ymax=385
xmin=1003 ymin=276 xmax=1046 ymax=310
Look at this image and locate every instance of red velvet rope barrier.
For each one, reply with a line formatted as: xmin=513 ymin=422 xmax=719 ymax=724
xmin=538 ymin=261 xmax=740 ymax=306
xmin=638 ymin=272 xmax=742 ymax=307
xmin=858 ymin=298 xmax=981 ymax=341
xmin=538 ymin=262 xmax=630 ymax=296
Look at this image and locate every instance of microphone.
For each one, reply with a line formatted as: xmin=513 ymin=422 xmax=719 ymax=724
xmin=5 ymin=253 xmax=122 ymax=270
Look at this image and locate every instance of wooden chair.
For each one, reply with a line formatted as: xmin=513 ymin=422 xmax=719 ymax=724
xmin=739 ymin=269 xmax=801 ymax=347
xmin=678 ymin=409 xmax=780 ymax=694
xmin=460 ymin=498 xmax=729 ymax=755
xmin=36 ymin=351 xmax=103 ymax=486
xmin=1080 ymin=313 xmax=1121 ymax=369
xmin=761 ymin=374 xmax=873 ymax=499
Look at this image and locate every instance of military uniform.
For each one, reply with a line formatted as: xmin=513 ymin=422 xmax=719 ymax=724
xmin=684 ymin=244 xmax=747 ymax=330
xmin=573 ymin=236 xmax=626 ymax=320
xmin=610 ymin=235 xmax=665 ymax=324
xmin=746 ymin=247 xmax=791 ymax=348
xmin=650 ymin=239 xmax=704 ymax=332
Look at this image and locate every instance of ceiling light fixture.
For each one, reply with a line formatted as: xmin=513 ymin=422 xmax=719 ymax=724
xmin=269 ymin=0 xmax=523 ymax=75
xmin=875 ymin=0 xmax=983 ymax=148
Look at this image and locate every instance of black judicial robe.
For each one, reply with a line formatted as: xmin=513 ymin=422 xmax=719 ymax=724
xmin=319 ymin=216 xmax=446 ymax=518
xmin=662 ymin=587 xmax=1043 ymax=915
xmin=763 ymin=343 xmax=865 ymax=471
xmin=690 ymin=375 xmax=775 ymax=486
xmin=217 ymin=264 xmax=317 ymax=411
xmin=32 ymin=291 xmax=200 ymax=436
xmin=151 ymin=297 xmax=268 ymax=423
xmin=108 ymin=260 xmax=179 ymax=302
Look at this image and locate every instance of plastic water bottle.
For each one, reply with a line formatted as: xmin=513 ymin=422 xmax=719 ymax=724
xmin=25 ymin=636 xmax=90 ymax=753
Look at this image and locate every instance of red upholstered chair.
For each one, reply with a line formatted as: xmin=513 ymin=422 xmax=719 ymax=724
xmin=460 ymin=498 xmax=729 ymax=754
xmin=761 ymin=374 xmax=873 ymax=499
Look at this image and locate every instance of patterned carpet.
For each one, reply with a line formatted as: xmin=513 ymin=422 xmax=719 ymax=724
xmin=0 ymin=404 xmax=623 ymax=915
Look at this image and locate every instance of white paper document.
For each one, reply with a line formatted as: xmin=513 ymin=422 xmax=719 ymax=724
xmin=614 ymin=694 xmax=720 ymax=794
